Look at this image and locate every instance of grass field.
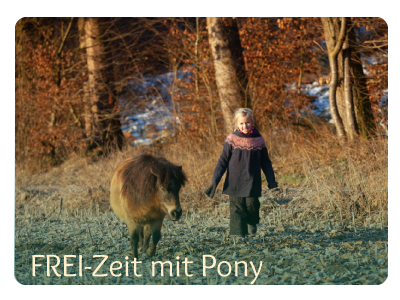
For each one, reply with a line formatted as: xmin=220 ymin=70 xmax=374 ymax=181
xmin=14 ymin=126 xmax=388 ymax=285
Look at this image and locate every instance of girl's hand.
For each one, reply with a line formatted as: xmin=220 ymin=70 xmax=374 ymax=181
xmin=205 ymin=184 xmax=217 ymax=198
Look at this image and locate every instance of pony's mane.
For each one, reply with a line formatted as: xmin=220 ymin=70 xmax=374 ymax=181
xmin=119 ymin=154 xmax=187 ymax=201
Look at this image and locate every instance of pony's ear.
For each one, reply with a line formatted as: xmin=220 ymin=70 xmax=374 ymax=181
xmin=150 ymin=166 xmax=166 ymax=187
xmin=150 ymin=166 xmax=158 ymax=178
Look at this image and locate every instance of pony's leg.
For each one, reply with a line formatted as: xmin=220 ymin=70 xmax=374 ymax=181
xmin=126 ymin=221 xmax=141 ymax=259
xmin=139 ymin=226 xmax=144 ymax=249
xmin=147 ymin=218 xmax=163 ymax=257
xmin=142 ymin=224 xmax=151 ymax=252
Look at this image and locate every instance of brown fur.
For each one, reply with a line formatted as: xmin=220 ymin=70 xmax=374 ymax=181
xmin=110 ymin=154 xmax=187 ymax=258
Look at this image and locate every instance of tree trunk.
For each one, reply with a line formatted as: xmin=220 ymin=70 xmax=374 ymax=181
xmin=343 ymin=32 xmax=358 ymax=141
xmin=349 ymin=27 xmax=376 ymax=138
xmin=78 ymin=17 xmax=93 ymax=142
xmin=15 ymin=19 xmax=27 ymax=159
xmin=207 ymin=17 xmax=249 ymax=134
xmin=83 ymin=17 xmax=124 ymax=152
xmin=322 ymin=17 xmax=375 ymax=140
xmin=224 ymin=18 xmax=251 ymax=109
xmin=321 ymin=17 xmax=346 ymax=139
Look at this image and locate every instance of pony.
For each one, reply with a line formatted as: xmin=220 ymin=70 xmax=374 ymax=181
xmin=110 ymin=154 xmax=187 ymax=258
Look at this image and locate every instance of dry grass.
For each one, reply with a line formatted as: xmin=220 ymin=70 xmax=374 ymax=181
xmin=14 ymin=123 xmax=388 ymax=286
xmin=15 ymin=122 xmax=388 ymax=226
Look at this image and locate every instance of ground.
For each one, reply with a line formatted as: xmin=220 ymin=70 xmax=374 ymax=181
xmin=14 ymin=187 xmax=388 ymax=285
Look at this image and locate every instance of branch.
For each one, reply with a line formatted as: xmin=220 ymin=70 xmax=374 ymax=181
xmin=57 ymin=17 xmax=75 ymax=56
xmin=313 ymin=40 xmax=326 ymax=54
xmin=332 ymin=17 xmax=346 ymax=57
xmin=363 ymin=40 xmax=388 ymax=49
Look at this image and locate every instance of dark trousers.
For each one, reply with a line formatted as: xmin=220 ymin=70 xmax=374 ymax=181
xmin=229 ymin=196 xmax=260 ymax=236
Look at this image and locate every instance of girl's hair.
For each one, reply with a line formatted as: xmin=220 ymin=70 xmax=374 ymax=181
xmin=233 ymin=108 xmax=255 ymax=130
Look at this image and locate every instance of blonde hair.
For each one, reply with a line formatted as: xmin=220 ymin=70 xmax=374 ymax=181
xmin=233 ymin=108 xmax=255 ymax=130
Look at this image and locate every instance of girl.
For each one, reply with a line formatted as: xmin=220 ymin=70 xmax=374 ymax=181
xmin=205 ymin=108 xmax=278 ymax=237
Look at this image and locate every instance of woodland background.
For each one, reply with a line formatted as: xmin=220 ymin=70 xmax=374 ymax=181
xmin=15 ymin=17 xmax=388 ymax=214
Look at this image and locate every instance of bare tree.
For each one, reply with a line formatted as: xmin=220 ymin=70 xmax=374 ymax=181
xmin=348 ymin=25 xmax=376 ymax=138
xmin=207 ymin=17 xmax=249 ymax=134
xmin=322 ymin=17 xmax=376 ymax=140
xmin=82 ymin=17 xmax=124 ymax=152
xmin=321 ymin=17 xmax=347 ymax=139
xmin=343 ymin=24 xmax=358 ymax=141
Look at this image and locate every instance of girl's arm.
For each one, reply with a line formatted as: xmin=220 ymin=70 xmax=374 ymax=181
xmin=261 ymin=146 xmax=278 ymax=189
xmin=212 ymin=142 xmax=232 ymax=184
xmin=205 ymin=142 xmax=232 ymax=198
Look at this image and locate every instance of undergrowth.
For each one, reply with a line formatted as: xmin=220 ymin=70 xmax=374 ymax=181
xmin=15 ymin=122 xmax=388 ymax=225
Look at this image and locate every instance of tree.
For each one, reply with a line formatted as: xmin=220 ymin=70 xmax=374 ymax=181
xmin=351 ymin=17 xmax=386 ymax=137
xmin=321 ymin=17 xmax=347 ymax=139
xmin=207 ymin=17 xmax=249 ymax=134
xmin=321 ymin=17 xmax=376 ymax=140
xmin=81 ymin=17 xmax=124 ymax=152
xmin=15 ymin=18 xmax=87 ymax=166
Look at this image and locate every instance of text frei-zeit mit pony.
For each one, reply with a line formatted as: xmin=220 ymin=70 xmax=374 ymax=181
xmin=32 ymin=254 xmax=263 ymax=284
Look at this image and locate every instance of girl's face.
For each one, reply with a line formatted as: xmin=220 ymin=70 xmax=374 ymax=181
xmin=237 ymin=115 xmax=253 ymax=134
